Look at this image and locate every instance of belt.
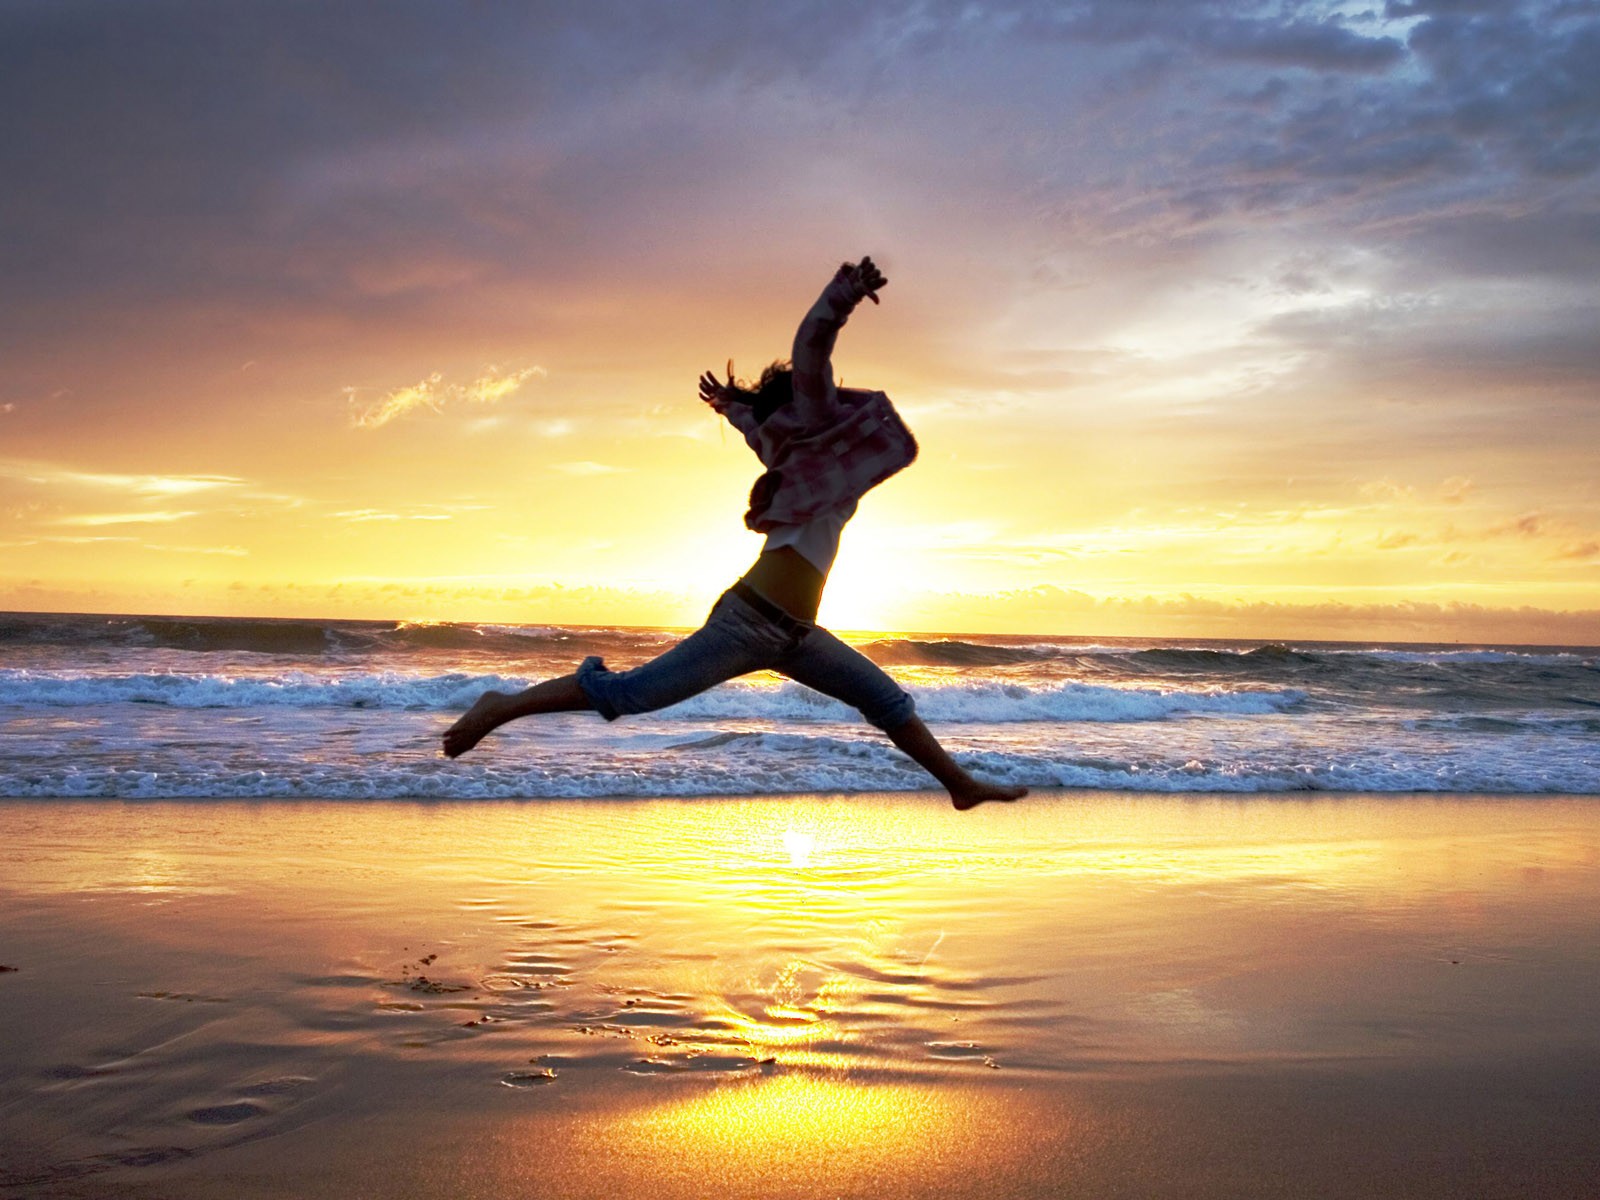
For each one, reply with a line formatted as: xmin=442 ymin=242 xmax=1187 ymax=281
xmin=728 ymin=580 xmax=813 ymax=640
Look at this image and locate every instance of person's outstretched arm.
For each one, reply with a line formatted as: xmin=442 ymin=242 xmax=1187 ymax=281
xmin=789 ymin=256 xmax=887 ymax=426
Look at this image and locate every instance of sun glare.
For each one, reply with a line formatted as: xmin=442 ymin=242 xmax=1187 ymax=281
xmin=782 ymin=829 xmax=815 ymax=869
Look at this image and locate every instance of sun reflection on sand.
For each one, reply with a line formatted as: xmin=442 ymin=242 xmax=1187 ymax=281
xmin=781 ymin=828 xmax=815 ymax=869
xmin=701 ymin=958 xmax=860 ymax=1071
xmin=464 ymin=1071 xmax=1106 ymax=1200
xmin=623 ymin=1073 xmax=992 ymax=1186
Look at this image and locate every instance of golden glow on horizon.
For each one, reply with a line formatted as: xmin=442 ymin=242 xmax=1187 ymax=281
xmin=3 ymin=343 xmax=1597 ymax=640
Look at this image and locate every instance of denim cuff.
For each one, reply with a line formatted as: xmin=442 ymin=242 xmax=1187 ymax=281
xmin=575 ymin=655 xmax=621 ymax=721
xmin=869 ymin=689 xmax=917 ymax=732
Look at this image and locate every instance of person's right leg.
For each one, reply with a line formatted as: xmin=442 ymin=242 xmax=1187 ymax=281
xmin=774 ymin=628 xmax=1027 ymax=810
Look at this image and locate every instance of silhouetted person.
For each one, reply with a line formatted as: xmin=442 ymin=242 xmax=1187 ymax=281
xmin=443 ymin=256 xmax=1026 ymax=810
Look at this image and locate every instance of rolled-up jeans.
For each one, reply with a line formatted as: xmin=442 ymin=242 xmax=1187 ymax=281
xmin=576 ymin=588 xmax=916 ymax=731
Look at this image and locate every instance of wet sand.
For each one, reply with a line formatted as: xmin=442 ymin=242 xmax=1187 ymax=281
xmin=2 ymin=792 xmax=1598 ymax=1198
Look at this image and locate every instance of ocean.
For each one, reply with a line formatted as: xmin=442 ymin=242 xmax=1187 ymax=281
xmin=2 ymin=611 xmax=1597 ymax=798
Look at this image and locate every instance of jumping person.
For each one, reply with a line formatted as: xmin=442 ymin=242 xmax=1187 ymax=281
xmin=442 ymin=256 xmax=1026 ymax=810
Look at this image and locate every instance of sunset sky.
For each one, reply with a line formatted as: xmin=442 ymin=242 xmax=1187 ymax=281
xmin=2 ymin=0 xmax=1597 ymax=641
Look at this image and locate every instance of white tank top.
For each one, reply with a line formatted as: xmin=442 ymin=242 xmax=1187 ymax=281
xmin=761 ymin=502 xmax=855 ymax=576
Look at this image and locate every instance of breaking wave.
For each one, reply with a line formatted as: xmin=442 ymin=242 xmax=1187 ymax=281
xmin=0 ymin=668 xmax=1302 ymax=723
xmin=5 ymin=730 xmax=1594 ymax=798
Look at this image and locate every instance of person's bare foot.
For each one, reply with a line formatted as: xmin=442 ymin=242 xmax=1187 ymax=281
xmin=950 ymin=780 xmax=1028 ymax=811
xmin=442 ymin=690 xmax=515 ymax=758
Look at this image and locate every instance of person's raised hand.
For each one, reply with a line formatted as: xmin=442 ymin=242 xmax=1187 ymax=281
xmin=840 ymin=255 xmax=888 ymax=304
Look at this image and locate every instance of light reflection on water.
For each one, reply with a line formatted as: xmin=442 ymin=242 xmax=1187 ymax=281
xmin=5 ymin=795 xmax=1599 ymax=1076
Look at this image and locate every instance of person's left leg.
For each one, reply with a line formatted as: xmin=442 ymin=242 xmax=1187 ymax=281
xmin=880 ymin=715 xmax=1028 ymax=810
xmin=443 ymin=589 xmax=791 ymax=758
xmin=774 ymin=628 xmax=1027 ymax=810
xmin=442 ymin=673 xmax=591 ymax=758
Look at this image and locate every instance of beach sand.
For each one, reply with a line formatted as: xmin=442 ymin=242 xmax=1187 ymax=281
xmin=2 ymin=792 xmax=1598 ymax=1198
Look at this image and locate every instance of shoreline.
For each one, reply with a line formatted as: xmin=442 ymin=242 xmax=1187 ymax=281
xmin=4 ymin=791 xmax=1599 ymax=1198
xmin=5 ymin=786 xmax=1600 ymax=803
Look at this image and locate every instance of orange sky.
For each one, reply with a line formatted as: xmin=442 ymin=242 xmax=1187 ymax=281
xmin=2 ymin=2 xmax=1597 ymax=643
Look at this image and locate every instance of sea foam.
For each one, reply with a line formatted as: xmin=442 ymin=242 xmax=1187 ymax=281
xmin=0 ymin=668 xmax=1302 ymax=723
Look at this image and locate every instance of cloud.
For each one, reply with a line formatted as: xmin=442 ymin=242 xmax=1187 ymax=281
xmin=1360 ymin=479 xmax=1416 ymax=503
xmin=52 ymin=511 xmax=199 ymax=526
xmin=552 ymin=461 xmax=627 ymax=476
xmin=143 ymin=542 xmax=249 ymax=556
xmin=348 ymin=374 xmax=442 ymax=430
xmin=1211 ymin=18 xmax=1405 ymax=72
xmin=348 ymin=366 xmax=545 ymax=429
xmin=1491 ymin=511 xmax=1545 ymax=538
xmin=1403 ymin=1 xmax=1600 ymax=178
xmin=459 ymin=367 xmax=545 ymax=406
xmin=42 ymin=533 xmax=241 ymax=553
xmin=1004 ymin=0 xmax=1600 ymax=256
xmin=0 ymin=458 xmax=243 ymax=496
xmin=332 ymin=509 xmax=453 ymax=522
xmin=1025 ymin=6 xmax=1406 ymax=73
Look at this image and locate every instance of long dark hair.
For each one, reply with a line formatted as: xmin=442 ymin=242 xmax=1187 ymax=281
xmin=725 ymin=360 xmax=793 ymax=424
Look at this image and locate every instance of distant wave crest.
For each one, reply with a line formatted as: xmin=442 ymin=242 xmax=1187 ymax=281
xmin=0 ymin=614 xmax=636 ymax=658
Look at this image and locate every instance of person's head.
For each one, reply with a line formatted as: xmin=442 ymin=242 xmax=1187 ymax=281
xmin=727 ymin=360 xmax=793 ymax=422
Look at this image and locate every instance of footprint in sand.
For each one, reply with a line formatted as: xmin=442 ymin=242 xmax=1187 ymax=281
xmin=500 ymin=1069 xmax=558 ymax=1087
xmin=239 ymin=1075 xmax=315 ymax=1097
xmin=187 ymin=1102 xmax=265 ymax=1125
xmin=1 ymin=1145 xmax=197 ymax=1190
xmin=623 ymin=1053 xmax=771 ymax=1075
xmin=926 ymin=1040 xmax=1001 ymax=1068
xmin=188 ymin=1076 xmax=315 ymax=1124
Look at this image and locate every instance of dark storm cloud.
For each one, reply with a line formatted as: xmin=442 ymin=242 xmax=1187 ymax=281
xmin=2 ymin=0 xmax=1597 ymax=416
xmin=0 ymin=0 xmax=885 ymax=319
xmin=1403 ymin=0 xmax=1600 ymax=177
xmin=1057 ymin=0 xmax=1589 ymax=289
xmin=0 ymin=0 xmax=553 ymax=314
xmin=981 ymin=0 xmax=1599 ymax=249
xmin=4 ymin=1 xmax=1594 ymax=285
xmin=0 ymin=0 xmax=876 ymax=210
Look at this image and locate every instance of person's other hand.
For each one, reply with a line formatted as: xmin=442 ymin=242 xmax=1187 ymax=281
xmin=699 ymin=361 xmax=735 ymax=408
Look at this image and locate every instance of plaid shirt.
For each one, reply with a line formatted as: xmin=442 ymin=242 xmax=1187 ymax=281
xmin=707 ymin=267 xmax=918 ymax=531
